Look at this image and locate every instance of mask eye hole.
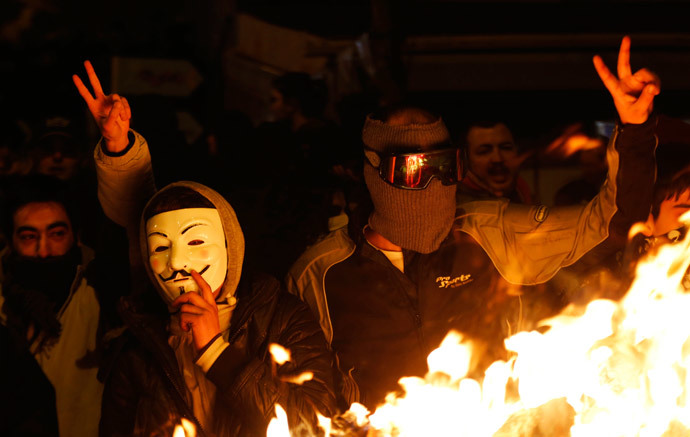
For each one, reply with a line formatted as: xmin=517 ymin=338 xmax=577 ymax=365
xmin=154 ymin=246 xmax=169 ymax=253
xmin=188 ymin=240 xmax=203 ymax=246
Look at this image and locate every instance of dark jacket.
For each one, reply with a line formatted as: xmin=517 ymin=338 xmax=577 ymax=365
xmin=99 ymin=271 xmax=338 ymax=437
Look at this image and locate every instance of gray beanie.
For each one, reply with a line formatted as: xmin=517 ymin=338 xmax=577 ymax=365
xmin=362 ymin=113 xmax=457 ymax=254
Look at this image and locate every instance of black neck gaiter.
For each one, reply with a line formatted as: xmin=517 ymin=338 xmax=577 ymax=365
xmin=2 ymin=245 xmax=82 ymax=350
xmin=5 ymin=245 xmax=82 ymax=308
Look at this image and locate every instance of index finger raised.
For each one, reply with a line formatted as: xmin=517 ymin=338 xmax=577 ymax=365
xmin=191 ymin=270 xmax=215 ymax=305
xmin=72 ymin=74 xmax=94 ymax=105
xmin=593 ymin=55 xmax=621 ymax=97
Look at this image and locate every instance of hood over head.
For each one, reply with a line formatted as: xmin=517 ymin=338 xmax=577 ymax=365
xmin=139 ymin=181 xmax=245 ymax=305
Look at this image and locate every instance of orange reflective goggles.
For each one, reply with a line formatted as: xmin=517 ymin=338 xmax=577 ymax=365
xmin=365 ymin=147 xmax=464 ymax=190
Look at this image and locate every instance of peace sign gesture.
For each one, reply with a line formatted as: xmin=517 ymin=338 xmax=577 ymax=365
xmin=593 ymin=36 xmax=660 ymax=125
xmin=73 ymin=60 xmax=132 ymax=153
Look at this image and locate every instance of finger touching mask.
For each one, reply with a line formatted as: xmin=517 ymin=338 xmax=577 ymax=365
xmin=146 ymin=208 xmax=228 ymax=302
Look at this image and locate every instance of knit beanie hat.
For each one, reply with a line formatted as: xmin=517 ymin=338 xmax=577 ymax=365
xmin=362 ymin=113 xmax=457 ymax=254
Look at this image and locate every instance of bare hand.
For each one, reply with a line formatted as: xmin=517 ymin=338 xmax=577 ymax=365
xmin=171 ymin=270 xmax=221 ymax=352
xmin=593 ymin=36 xmax=660 ymax=125
xmin=73 ymin=60 xmax=132 ymax=153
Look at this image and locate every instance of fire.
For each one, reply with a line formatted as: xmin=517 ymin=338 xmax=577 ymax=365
xmin=545 ymin=123 xmax=605 ymax=159
xmin=270 ymin=343 xmax=292 ymax=365
xmin=172 ymin=418 xmax=196 ymax=437
xmin=267 ymin=222 xmax=690 ymax=436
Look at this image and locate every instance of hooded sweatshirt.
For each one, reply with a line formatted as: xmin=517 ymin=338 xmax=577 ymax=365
xmin=96 ymin=131 xmax=338 ymax=436
xmin=138 ymin=181 xmax=245 ymax=432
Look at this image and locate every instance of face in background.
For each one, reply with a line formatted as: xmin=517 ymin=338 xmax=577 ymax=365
xmin=12 ymin=201 xmax=74 ymax=258
xmin=146 ymin=208 xmax=228 ymax=302
xmin=268 ymin=88 xmax=292 ymax=122
xmin=466 ymin=123 xmax=520 ymax=196
xmin=33 ymin=135 xmax=82 ymax=181
xmin=651 ymin=188 xmax=690 ymax=238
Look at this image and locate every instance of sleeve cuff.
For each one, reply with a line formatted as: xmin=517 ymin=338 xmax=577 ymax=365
xmin=100 ymin=131 xmax=136 ymax=157
xmin=195 ymin=336 xmax=230 ymax=373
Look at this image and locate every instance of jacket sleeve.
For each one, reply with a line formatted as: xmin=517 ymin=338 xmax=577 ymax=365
xmin=94 ymin=130 xmax=156 ymax=283
xmin=94 ymin=130 xmax=156 ymax=229
xmin=457 ymin=117 xmax=657 ymax=285
xmin=204 ymin=291 xmax=338 ymax=434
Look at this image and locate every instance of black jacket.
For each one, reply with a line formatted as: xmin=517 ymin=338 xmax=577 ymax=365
xmin=99 ymin=272 xmax=338 ymax=437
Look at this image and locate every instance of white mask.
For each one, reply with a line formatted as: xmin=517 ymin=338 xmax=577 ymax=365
xmin=146 ymin=208 xmax=228 ymax=302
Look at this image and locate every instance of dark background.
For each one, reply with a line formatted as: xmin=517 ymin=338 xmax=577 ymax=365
xmin=3 ymin=0 xmax=690 ymax=192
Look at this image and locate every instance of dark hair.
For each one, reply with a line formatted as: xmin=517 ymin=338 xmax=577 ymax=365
xmin=143 ymin=186 xmax=215 ymax=222
xmin=2 ymin=174 xmax=78 ymax=238
xmin=651 ymin=170 xmax=690 ymax=219
xmin=272 ymin=72 xmax=328 ymax=118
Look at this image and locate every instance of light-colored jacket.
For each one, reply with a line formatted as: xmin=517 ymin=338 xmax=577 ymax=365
xmin=0 ymin=247 xmax=104 ymax=437
xmin=285 ymin=122 xmax=654 ymax=343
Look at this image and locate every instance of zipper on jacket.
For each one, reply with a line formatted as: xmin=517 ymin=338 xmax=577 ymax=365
xmin=161 ymin=362 xmax=207 ymax=437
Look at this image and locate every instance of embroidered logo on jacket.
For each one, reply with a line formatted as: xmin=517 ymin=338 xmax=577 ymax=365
xmin=436 ymin=275 xmax=473 ymax=288
xmin=534 ymin=205 xmax=549 ymax=223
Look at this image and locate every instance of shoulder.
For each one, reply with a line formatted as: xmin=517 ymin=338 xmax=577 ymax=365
xmin=286 ymin=227 xmax=356 ymax=285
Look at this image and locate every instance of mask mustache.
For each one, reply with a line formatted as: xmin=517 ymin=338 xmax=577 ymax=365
xmin=159 ymin=264 xmax=210 ymax=282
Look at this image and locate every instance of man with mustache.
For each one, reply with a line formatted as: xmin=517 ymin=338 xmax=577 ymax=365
xmin=457 ymin=120 xmax=534 ymax=204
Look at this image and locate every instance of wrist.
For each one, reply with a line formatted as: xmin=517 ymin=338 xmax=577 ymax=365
xmin=101 ymin=131 xmax=135 ymax=157
xmin=104 ymin=134 xmax=129 ymax=154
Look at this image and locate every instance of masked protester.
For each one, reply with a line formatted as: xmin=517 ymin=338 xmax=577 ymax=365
xmin=0 ymin=174 xmax=121 ymax=437
xmin=285 ymin=36 xmax=660 ymax=409
xmin=74 ymin=62 xmax=339 ymax=437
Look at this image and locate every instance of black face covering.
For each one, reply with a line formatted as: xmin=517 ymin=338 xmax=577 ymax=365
xmin=4 ymin=245 xmax=81 ymax=309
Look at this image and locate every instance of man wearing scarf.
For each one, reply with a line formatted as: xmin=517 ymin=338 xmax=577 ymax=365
xmin=0 ymin=174 xmax=107 ymax=437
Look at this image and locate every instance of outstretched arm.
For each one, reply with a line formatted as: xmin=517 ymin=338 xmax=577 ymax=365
xmin=74 ymin=61 xmax=156 ymax=285
xmin=458 ymin=36 xmax=658 ymax=285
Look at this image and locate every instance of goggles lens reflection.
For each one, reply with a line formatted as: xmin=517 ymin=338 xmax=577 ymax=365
xmin=377 ymin=148 xmax=461 ymax=189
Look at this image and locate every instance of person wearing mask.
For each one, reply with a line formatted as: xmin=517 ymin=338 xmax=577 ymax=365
xmin=74 ymin=61 xmax=340 ymax=436
xmin=286 ymin=36 xmax=660 ymax=409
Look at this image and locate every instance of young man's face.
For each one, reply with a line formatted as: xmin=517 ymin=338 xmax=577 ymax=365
xmin=146 ymin=208 xmax=228 ymax=302
xmin=12 ymin=201 xmax=74 ymax=258
xmin=466 ymin=123 xmax=520 ymax=196
xmin=652 ymin=188 xmax=690 ymax=238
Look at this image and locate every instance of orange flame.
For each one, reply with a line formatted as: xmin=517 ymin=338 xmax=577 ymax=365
xmin=545 ymin=123 xmax=605 ymax=159
xmin=172 ymin=418 xmax=195 ymax=437
xmin=267 ymin=218 xmax=690 ymax=436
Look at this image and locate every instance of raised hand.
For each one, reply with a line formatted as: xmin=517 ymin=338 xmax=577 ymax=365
xmin=593 ymin=36 xmax=660 ymax=125
xmin=172 ymin=270 xmax=221 ymax=352
xmin=73 ymin=60 xmax=132 ymax=153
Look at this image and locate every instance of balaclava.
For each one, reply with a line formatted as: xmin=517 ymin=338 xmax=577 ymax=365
xmin=362 ymin=111 xmax=457 ymax=253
